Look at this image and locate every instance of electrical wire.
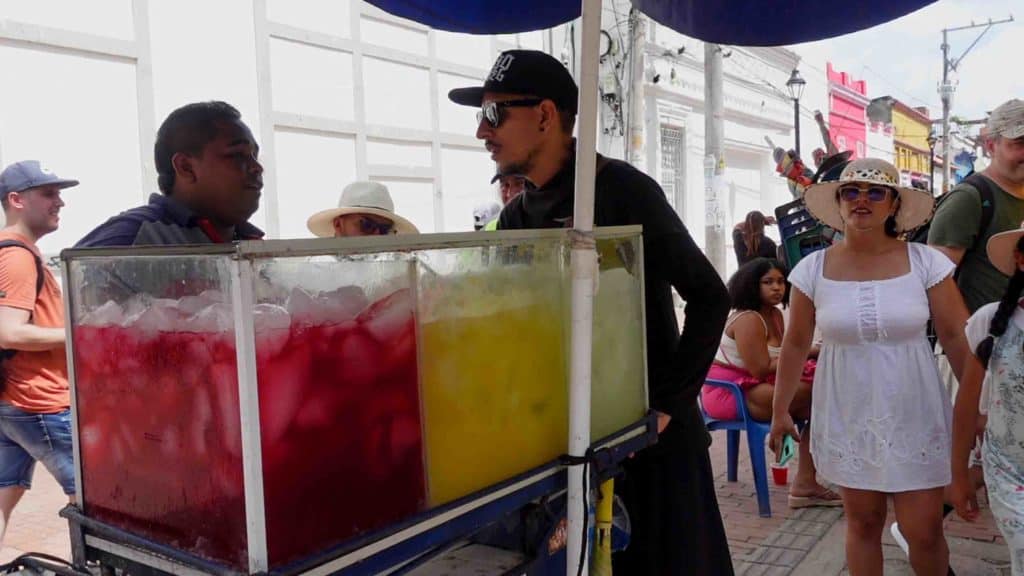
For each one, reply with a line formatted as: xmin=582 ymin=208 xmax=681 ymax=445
xmin=0 ymin=553 xmax=89 ymax=576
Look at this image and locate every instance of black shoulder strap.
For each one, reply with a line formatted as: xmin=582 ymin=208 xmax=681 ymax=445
xmin=0 ymin=240 xmax=45 ymax=299
xmin=962 ymin=173 xmax=996 ymax=253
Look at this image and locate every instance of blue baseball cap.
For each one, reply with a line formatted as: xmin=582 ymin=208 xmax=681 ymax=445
xmin=0 ymin=160 xmax=79 ymax=199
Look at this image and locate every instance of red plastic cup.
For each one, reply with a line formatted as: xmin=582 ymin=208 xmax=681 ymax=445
xmin=770 ymin=463 xmax=789 ymax=486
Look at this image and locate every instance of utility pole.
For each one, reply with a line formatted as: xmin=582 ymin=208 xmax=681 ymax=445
xmin=939 ymin=15 xmax=1013 ymax=193
xmin=627 ymin=8 xmax=646 ymax=167
xmin=704 ymin=43 xmax=726 ymax=276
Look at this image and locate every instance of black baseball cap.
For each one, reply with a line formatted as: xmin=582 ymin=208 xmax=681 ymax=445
xmin=448 ymin=50 xmax=579 ymax=115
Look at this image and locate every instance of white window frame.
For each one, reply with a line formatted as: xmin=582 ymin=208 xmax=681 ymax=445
xmin=253 ymin=1 xmax=547 ymax=236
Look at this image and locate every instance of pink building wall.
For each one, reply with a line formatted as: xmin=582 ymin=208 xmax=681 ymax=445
xmin=827 ymin=63 xmax=869 ymax=160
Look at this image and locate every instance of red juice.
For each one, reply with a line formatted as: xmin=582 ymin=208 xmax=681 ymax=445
xmin=73 ymin=325 xmax=248 ymax=569
xmin=71 ymin=286 xmax=425 ymax=570
xmin=258 ymin=288 xmax=426 ymax=567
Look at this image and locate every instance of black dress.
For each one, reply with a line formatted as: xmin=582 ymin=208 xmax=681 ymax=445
xmin=499 ymin=148 xmax=734 ymax=575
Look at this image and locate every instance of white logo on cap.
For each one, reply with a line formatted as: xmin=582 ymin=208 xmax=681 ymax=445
xmin=489 ymin=54 xmax=515 ymax=82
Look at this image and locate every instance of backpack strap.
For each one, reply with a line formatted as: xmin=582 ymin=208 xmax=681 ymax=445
xmin=0 ymin=240 xmax=45 ymax=365
xmin=961 ymin=172 xmax=997 ymax=255
xmin=0 ymin=240 xmax=46 ymax=306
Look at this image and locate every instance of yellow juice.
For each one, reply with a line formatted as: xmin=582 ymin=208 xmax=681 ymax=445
xmin=420 ymin=299 xmax=568 ymax=506
xmin=591 ymin=267 xmax=647 ymax=439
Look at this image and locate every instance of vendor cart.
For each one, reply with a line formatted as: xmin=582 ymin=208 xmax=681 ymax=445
xmin=57 ymin=227 xmax=653 ymax=576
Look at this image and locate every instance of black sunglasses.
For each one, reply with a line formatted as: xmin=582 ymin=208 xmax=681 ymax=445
xmin=359 ymin=217 xmax=394 ymax=235
xmin=477 ymin=99 xmax=544 ymax=128
xmin=837 ymin=185 xmax=894 ymax=203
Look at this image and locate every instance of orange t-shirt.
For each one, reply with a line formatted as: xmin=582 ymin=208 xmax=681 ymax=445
xmin=0 ymin=231 xmax=68 ymax=413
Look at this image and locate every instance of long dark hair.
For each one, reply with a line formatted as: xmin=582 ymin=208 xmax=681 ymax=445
xmin=742 ymin=211 xmax=767 ymax=256
xmin=727 ymin=258 xmax=790 ymax=311
xmin=976 ymin=235 xmax=1024 ymax=368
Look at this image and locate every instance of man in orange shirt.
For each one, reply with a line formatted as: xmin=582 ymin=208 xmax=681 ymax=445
xmin=0 ymin=160 xmax=78 ymax=548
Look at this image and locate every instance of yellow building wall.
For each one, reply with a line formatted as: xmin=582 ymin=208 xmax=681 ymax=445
xmin=892 ymin=108 xmax=931 ymax=174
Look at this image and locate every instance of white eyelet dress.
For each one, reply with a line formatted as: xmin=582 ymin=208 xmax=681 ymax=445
xmin=788 ymin=243 xmax=956 ymax=491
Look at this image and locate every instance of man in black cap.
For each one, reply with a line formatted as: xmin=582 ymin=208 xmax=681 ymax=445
xmin=494 ymin=173 xmax=527 ymax=206
xmin=450 ymin=50 xmax=733 ymax=575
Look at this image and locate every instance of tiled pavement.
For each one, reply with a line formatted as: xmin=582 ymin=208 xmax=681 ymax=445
xmin=708 ymin=430 xmax=1012 ymax=575
xmin=0 ymin=436 xmax=1012 ymax=575
xmin=0 ymin=471 xmax=71 ymax=564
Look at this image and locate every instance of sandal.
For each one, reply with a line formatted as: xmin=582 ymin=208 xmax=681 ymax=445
xmin=788 ymin=486 xmax=843 ymax=509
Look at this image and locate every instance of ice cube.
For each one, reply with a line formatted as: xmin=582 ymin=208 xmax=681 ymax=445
xmin=161 ymin=426 xmax=180 ymax=459
xmin=177 ymin=294 xmax=214 ymax=316
xmin=121 ymin=296 xmax=149 ymax=319
xmin=318 ymin=286 xmax=370 ymax=324
xmin=188 ymin=303 xmax=233 ymax=333
xmin=258 ymin=341 xmax=312 ymax=444
xmin=80 ymin=300 xmax=125 ymax=327
xmin=253 ymin=304 xmax=290 ymax=358
xmin=198 ymin=289 xmax=225 ymax=303
xmin=285 ymin=287 xmax=323 ymax=325
xmin=209 ymin=362 xmax=243 ymax=458
xmin=192 ymin=386 xmax=213 ymax=457
xmin=358 ymin=289 xmax=414 ymax=343
xmin=79 ymin=423 xmax=104 ymax=465
xmin=126 ymin=305 xmax=185 ymax=335
xmin=150 ymin=298 xmax=181 ymax=310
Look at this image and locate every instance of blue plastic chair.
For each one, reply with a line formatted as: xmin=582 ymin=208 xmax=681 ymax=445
xmin=700 ymin=378 xmax=774 ymax=517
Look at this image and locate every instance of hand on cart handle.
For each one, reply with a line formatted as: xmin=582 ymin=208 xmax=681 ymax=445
xmin=630 ymin=411 xmax=672 ymax=459
xmin=656 ymin=411 xmax=671 ymax=434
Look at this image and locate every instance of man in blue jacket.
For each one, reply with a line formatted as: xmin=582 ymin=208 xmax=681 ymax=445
xmin=77 ymin=100 xmax=264 ymax=248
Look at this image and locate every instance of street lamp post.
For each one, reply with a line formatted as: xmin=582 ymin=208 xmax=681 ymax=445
xmin=786 ymin=68 xmax=807 ymax=157
xmin=926 ymin=130 xmax=938 ymax=196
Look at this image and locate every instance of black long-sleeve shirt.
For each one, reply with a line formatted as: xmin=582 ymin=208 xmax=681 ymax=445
xmin=498 ymin=149 xmax=729 ymax=420
xmin=732 ymin=228 xmax=778 ymax=267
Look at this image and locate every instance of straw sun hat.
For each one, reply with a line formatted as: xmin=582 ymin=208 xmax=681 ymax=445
xmin=987 ymin=223 xmax=1024 ymax=277
xmin=802 ymin=158 xmax=934 ymax=233
xmin=307 ymin=181 xmax=419 ymax=238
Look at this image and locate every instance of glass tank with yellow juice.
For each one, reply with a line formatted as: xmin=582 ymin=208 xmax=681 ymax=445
xmin=419 ymin=246 xmax=569 ymax=506
xmin=418 ymin=236 xmax=647 ymax=506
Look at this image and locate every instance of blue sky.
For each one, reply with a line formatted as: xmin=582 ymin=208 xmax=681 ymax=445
xmin=792 ymin=0 xmax=1021 ymax=124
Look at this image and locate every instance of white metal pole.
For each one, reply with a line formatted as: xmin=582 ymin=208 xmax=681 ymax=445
xmin=567 ymin=0 xmax=601 ymax=572
xmin=61 ymin=260 xmax=85 ymax=510
xmin=230 ymin=258 xmax=269 ymax=573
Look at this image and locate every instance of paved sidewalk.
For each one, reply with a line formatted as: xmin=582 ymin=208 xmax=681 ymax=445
xmin=709 ymin=430 xmax=1012 ymax=575
xmin=0 ymin=471 xmax=71 ymax=564
xmin=0 ymin=433 xmax=1012 ymax=575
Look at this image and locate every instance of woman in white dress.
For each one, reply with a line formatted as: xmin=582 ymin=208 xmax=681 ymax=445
xmin=769 ymin=158 xmax=972 ymax=576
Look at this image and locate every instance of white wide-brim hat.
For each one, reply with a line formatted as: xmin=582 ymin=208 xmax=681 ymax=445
xmin=307 ymin=181 xmax=419 ymax=238
xmin=986 ymin=223 xmax=1024 ymax=277
xmin=802 ymin=157 xmax=934 ymax=233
